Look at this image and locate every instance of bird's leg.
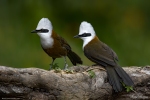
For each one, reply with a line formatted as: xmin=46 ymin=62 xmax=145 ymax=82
xmin=63 ymin=56 xmax=68 ymax=70
xmin=49 ymin=58 xmax=55 ymax=70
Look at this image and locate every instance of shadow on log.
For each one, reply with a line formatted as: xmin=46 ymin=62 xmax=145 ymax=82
xmin=0 ymin=65 xmax=150 ymax=100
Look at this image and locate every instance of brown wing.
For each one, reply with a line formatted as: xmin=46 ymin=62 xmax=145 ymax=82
xmin=53 ymin=33 xmax=82 ymax=65
xmin=55 ymin=34 xmax=71 ymax=52
xmin=102 ymin=42 xmax=118 ymax=61
xmin=84 ymin=38 xmax=118 ymax=67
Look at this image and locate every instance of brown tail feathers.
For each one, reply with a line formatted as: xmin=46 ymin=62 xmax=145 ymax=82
xmin=106 ymin=65 xmax=134 ymax=92
xmin=67 ymin=51 xmax=82 ymax=65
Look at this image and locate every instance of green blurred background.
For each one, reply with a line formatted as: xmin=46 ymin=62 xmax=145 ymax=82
xmin=0 ymin=0 xmax=150 ymax=69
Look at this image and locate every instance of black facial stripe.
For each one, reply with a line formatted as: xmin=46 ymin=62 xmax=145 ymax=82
xmin=36 ymin=29 xmax=49 ymax=33
xmin=79 ymin=33 xmax=91 ymax=37
xmin=40 ymin=29 xmax=49 ymax=33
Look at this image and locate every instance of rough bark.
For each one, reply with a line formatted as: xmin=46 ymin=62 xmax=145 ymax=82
xmin=0 ymin=65 xmax=150 ymax=100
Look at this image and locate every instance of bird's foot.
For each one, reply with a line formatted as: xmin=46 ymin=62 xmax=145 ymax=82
xmin=54 ymin=68 xmax=62 ymax=73
xmin=64 ymin=69 xmax=74 ymax=74
xmin=50 ymin=63 xmax=60 ymax=70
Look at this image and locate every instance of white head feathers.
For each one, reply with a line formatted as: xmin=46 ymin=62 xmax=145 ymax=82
xmin=36 ymin=18 xmax=53 ymax=31
xmin=78 ymin=21 xmax=96 ymax=48
xmin=35 ymin=18 xmax=54 ymax=48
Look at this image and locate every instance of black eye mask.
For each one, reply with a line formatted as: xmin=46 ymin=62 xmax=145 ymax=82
xmin=39 ymin=29 xmax=49 ymax=33
xmin=78 ymin=33 xmax=91 ymax=37
xmin=31 ymin=29 xmax=49 ymax=33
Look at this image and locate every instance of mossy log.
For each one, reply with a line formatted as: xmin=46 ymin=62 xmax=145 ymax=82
xmin=0 ymin=65 xmax=150 ymax=100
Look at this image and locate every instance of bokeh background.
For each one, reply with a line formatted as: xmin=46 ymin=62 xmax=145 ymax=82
xmin=0 ymin=0 xmax=150 ymax=69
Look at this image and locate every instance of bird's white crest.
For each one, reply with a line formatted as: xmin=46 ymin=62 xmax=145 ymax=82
xmin=36 ymin=18 xmax=53 ymax=30
xmin=36 ymin=18 xmax=54 ymax=49
xmin=79 ymin=21 xmax=96 ymax=48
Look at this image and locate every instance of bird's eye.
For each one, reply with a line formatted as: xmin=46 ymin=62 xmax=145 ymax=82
xmin=80 ymin=33 xmax=91 ymax=37
xmin=40 ymin=29 xmax=49 ymax=33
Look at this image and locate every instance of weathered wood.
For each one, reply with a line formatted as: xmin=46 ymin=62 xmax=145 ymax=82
xmin=0 ymin=65 xmax=150 ymax=100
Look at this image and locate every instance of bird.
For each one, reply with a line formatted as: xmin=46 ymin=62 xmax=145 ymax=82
xmin=74 ymin=21 xmax=134 ymax=92
xmin=31 ymin=18 xmax=82 ymax=70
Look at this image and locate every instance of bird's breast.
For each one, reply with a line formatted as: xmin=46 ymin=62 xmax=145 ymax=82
xmin=42 ymin=38 xmax=67 ymax=58
xmin=40 ymin=37 xmax=54 ymax=49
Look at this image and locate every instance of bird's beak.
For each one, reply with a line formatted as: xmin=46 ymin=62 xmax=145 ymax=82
xmin=74 ymin=35 xmax=80 ymax=38
xmin=31 ymin=30 xmax=38 ymax=33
